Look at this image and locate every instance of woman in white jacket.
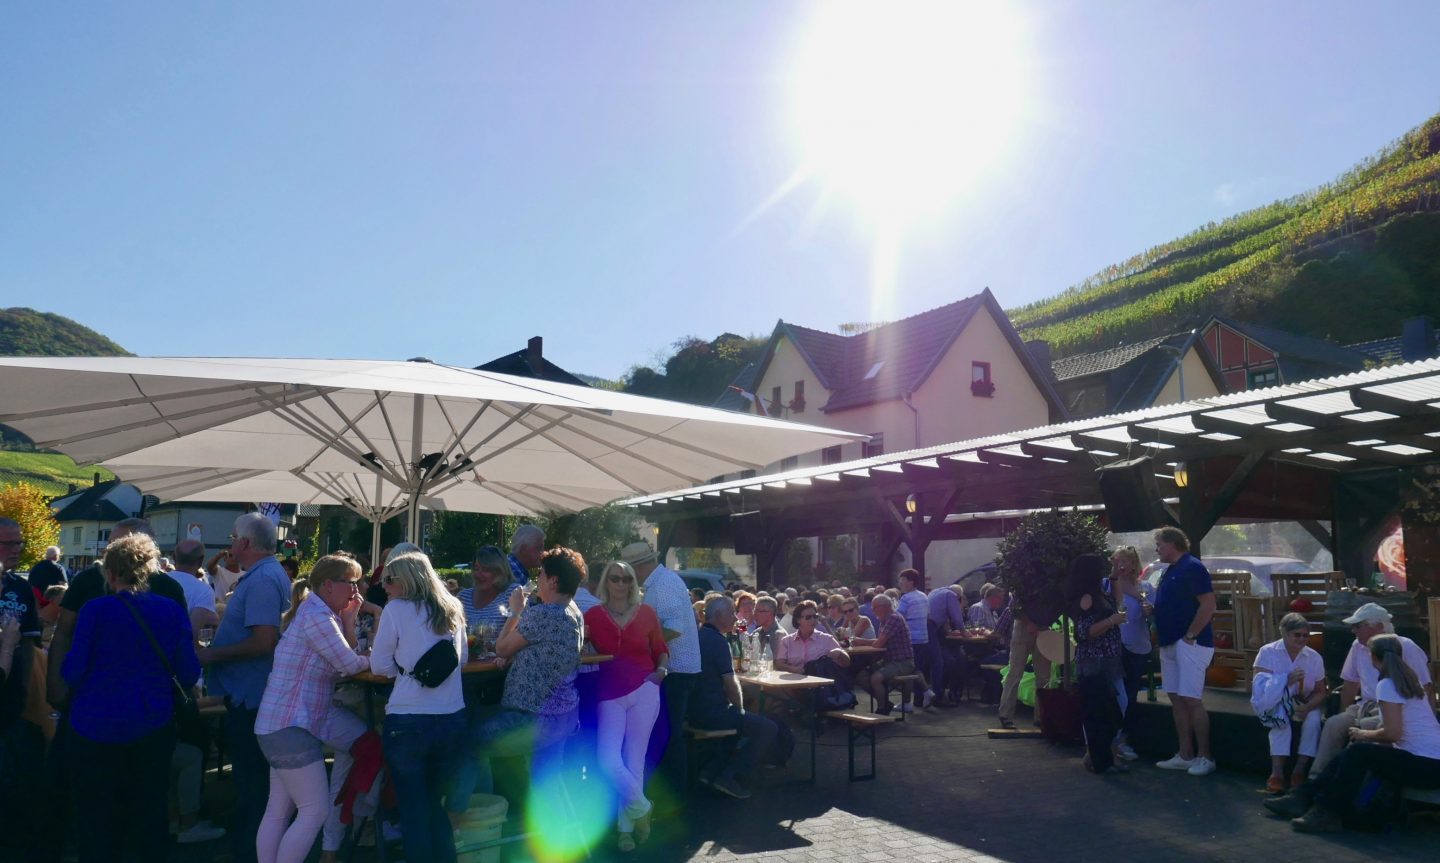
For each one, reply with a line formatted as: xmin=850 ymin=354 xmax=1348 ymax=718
xmin=1251 ymin=613 xmax=1326 ymax=793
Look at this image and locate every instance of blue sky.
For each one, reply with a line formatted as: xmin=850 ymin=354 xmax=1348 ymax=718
xmin=3 ymin=2 xmax=1439 ymax=380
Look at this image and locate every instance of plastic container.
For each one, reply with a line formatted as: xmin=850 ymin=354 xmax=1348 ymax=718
xmin=455 ymin=794 xmax=509 ymax=863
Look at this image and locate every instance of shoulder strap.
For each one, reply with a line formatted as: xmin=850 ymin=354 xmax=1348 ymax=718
xmin=119 ymin=592 xmax=177 ymax=679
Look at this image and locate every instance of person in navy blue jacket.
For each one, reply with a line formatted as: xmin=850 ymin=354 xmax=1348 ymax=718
xmin=62 ymin=532 xmax=200 ymax=863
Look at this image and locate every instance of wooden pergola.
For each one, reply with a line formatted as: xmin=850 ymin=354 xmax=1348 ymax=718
xmin=626 ymin=358 xmax=1440 ymax=591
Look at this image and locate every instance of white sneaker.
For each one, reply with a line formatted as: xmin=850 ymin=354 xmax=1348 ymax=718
xmin=1157 ymin=753 xmax=1195 ymax=770
xmin=921 ymin=689 xmax=935 ymax=709
xmin=1115 ymin=743 xmax=1139 ymax=761
xmin=1187 ymin=756 xmax=1216 ymax=776
xmin=898 ymin=702 xmax=914 ymax=713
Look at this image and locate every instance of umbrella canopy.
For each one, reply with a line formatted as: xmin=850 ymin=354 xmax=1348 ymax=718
xmin=0 ymin=356 xmax=864 ymax=546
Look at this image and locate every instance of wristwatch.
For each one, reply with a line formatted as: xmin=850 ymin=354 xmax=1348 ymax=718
xmin=1183 ymin=633 xmax=1197 ymax=643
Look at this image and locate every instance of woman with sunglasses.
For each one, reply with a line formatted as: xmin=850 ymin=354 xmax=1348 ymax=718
xmin=841 ymin=600 xmax=873 ymax=640
xmin=583 ymin=560 xmax=669 ymax=851
xmin=255 ymin=554 xmax=372 ymax=863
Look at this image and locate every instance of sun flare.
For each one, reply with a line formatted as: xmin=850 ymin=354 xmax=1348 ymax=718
xmin=791 ymin=1 xmax=1031 ymax=226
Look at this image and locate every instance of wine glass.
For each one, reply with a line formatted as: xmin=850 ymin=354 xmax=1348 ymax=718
xmin=197 ymin=625 xmax=216 ymax=648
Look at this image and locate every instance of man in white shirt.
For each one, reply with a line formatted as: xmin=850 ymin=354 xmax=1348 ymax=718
xmin=1310 ymin=602 xmax=1433 ymax=777
xmin=626 ymin=541 xmax=699 ymax=813
xmin=206 ymin=548 xmax=245 ymax=602
xmin=163 ymin=538 xmax=220 ymax=637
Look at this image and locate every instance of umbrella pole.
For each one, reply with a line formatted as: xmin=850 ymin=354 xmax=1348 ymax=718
xmin=370 ymin=518 xmax=382 ymax=570
xmin=407 ymin=495 xmax=422 ymax=548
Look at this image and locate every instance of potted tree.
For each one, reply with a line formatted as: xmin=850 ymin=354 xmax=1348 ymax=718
xmin=995 ymin=510 xmax=1109 ymax=742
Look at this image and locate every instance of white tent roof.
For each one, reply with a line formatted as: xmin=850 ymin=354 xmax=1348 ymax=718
xmin=0 ymin=356 xmax=864 ymax=517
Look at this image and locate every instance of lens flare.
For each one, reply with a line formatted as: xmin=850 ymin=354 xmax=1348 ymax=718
xmin=521 ymin=766 xmax=612 ymax=861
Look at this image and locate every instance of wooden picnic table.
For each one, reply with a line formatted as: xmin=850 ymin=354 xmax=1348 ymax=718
xmin=737 ymin=670 xmax=834 ymax=784
xmin=845 ymin=644 xmax=885 ymax=656
xmin=350 ymin=653 xmax=611 ymax=686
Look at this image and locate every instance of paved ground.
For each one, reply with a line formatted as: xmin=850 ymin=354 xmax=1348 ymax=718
xmin=51 ymin=695 xmax=1436 ymax=862
xmin=602 ymin=698 xmax=1440 ymax=863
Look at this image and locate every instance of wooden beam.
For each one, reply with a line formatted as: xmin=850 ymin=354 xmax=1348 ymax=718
xmin=1350 ymin=388 xmax=1440 ymax=418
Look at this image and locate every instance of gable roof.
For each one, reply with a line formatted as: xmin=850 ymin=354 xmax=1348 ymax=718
xmin=51 ymin=479 xmax=131 ymax=523
xmin=712 ymin=362 xmax=760 ymax=412
xmin=1053 ymin=330 xmax=1229 ymax=414
xmin=1346 ymin=336 xmax=1404 ymax=365
xmin=749 ymin=290 xmax=1067 ymax=417
xmin=1206 ymin=317 xmax=1369 ymax=383
xmin=474 ymin=340 xmax=589 ymax=387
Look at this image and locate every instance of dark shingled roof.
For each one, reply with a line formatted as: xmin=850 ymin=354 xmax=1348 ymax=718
xmin=475 ymin=344 xmax=589 ymax=387
xmin=745 ymin=291 xmax=1066 ymax=417
xmin=1347 ymin=336 xmax=1404 ymax=365
xmin=1052 ymin=331 xmax=1227 ymax=415
xmin=713 ymin=362 xmax=760 ymax=412
xmin=52 ymin=479 xmax=131 ymax=523
xmin=1051 ymin=334 xmax=1175 ymax=382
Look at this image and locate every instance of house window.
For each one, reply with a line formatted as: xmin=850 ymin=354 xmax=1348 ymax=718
xmin=739 ymin=469 xmax=757 ymax=480
xmin=71 ymin=526 xmax=82 ymax=544
xmin=97 ymin=528 xmax=112 ymax=545
xmin=770 ymin=385 xmax=783 ymax=415
xmin=791 ymin=380 xmax=805 ymax=413
xmin=1248 ymin=368 xmax=1279 ymax=389
xmin=780 ymin=455 xmax=799 ymax=471
xmin=971 ymin=361 xmax=994 ymax=397
xmin=821 ymin=445 xmax=843 ymax=465
xmin=863 ymin=434 xmax=884 ymax=458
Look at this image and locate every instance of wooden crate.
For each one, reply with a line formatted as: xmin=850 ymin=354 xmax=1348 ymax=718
xmin=1269 ymin=571 xmax=1344 ymax=627
xmin=1207 ymin=569 xmax=1253 ymax=690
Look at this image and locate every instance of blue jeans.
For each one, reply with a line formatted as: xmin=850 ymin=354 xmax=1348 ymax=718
xmin=225 ymin=704 xmax=269 ymax=863
xmin=383 ymin=710 xmax=466 ymax=863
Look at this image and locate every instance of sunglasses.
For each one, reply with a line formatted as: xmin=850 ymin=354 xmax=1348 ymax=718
xmin=383 ymin=574 xmax=400 ymax=585
xmin=608 ymin=575 xmax=634 ymax=583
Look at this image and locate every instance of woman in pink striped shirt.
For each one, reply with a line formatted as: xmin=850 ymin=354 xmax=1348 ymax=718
xmin=255 ymin=554 xmax=372 ymax=863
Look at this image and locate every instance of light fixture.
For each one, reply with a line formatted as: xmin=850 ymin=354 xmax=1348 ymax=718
xmin=905 ymin=493 xmax=918 ymax=514
xmin=1173 ymin=461 xmax=1189 ymax=488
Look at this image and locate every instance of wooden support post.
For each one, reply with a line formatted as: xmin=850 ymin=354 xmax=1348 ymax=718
xmin=656 ymin=521 xmax=677 ymax=568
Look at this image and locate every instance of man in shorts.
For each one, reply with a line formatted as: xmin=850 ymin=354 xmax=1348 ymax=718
xmin=1151 ymin=527 xmax=1217 ymax=776
xmin=852 ymin=594 xmax=915 ymax=715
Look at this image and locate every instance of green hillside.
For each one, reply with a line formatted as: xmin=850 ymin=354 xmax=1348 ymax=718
xmin=1013 ymin=113 xmax=1440 ymax=356
xmin=0 ymin=308 xmax=130 ymax=357
xmin=0 ymin=450 xmax=113 ymax=498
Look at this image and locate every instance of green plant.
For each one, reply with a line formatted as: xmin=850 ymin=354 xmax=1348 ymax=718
xmin=994 ymin=510 xmax=1108 ymax=686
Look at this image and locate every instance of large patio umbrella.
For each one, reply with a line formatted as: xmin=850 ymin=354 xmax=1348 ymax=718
xmin=0 ymin=356 xmax=862 ymax=557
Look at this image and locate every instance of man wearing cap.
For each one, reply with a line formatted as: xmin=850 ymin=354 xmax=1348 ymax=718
xmin=626 ymin=541 xmax=699 ymax=811
xmin=1310 ymin=602 xmax=1433 ymax=777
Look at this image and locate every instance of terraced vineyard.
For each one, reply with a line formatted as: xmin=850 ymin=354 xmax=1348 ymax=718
xmin=1013 ymin=112 xmax=1440 ymax=356
xmin=0 ymin=451 xmax=113 ymax=498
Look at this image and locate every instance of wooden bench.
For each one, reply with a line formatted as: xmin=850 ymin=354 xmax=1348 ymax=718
xmin=1269 ymin=571 xmax=1345 ymax=628
xmin=870 ymin=673 xmax=923 ymax=722
xmin=1405 ymin=787 xmax=1440 ymax=806
xmin=682 ymin=724 xmax=737 ymax=789
xmin=825 ymin=711 xmax=897 ymax=781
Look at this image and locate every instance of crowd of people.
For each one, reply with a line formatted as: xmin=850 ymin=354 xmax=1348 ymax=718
xmin=4 ymin=512 xmax=1440 ymax=860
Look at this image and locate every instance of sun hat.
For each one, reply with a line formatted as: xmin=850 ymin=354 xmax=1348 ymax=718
xmin=619 ymin=541 xmax=658 ymax=567
xmin=1341 ymin=602 xmax=1392 ymax=626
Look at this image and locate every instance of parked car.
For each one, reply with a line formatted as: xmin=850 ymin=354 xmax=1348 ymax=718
xmin=677 ymin=568 xmax=728 ymax=595
xmin=1142 ymin=554 xmax=1312 ymax=596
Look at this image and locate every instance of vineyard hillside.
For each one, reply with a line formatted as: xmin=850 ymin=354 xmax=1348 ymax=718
xmin=1013 ymin=112 xmax=1440 ymax=357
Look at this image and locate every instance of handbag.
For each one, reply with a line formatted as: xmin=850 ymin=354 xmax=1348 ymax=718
xmin=119 ymin=592 xmax=202 ymax=739
xmin=398 ymin=634 xmax=460 ymax=687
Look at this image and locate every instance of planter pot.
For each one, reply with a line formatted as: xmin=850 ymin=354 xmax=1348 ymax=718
xmin=1036 ymin=687 xmax=1083 ymax=745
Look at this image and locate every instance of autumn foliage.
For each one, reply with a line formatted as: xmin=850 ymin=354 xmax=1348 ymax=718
xmin=0 ymin=481 xmax=61 ymax=570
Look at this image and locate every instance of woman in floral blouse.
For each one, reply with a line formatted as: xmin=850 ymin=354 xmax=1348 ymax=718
xmin=1068 ymin=553 xmax=1126 ymax=775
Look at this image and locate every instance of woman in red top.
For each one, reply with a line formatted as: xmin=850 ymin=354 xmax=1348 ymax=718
xmin=583 ymin=560 xmax=668 ymax=852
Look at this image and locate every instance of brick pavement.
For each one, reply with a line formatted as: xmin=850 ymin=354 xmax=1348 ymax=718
xmin=593 ymin=699 xmax=1440 ymax=863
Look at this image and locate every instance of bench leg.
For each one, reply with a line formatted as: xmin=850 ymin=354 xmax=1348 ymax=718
xmin=845 ymin=724 xmax=878 ymax=782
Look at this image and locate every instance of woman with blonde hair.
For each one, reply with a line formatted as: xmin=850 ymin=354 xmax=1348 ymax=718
xmin=371 ymin=551 xmax=467 ymax=863
xmin=62 ymin=532 xmax=200 ymax=862
xmin=584 ymin=560 xmax=668 ymax=850
xmin=1270 ymin=633 xmax=1440 ymax=831
xmin=255 ymin=554 xmax=371 ymax=863
xmin=1108 ymin=545 xmax=1154 ymax=762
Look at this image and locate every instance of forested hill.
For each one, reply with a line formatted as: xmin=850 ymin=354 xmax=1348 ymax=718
xmin=1011 ymin=112 xmax=1440 ymax=357
xmin=0 ymin=308 xmax=130 ymax=357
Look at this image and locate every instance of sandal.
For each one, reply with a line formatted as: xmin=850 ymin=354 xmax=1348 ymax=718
xmin=618 ymin=832 xmax=636 ymax=853
xmin=1265 ymin=776 xmax=1285 ymax=794
xmin=634 ymin=808 xmax=652 ymax=844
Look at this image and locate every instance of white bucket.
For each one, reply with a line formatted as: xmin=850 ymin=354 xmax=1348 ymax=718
xmin=455 ymin=793 xmax=509 ymax=863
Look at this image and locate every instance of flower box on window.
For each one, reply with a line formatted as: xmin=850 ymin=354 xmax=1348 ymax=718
xmin=970 ymin=379 xmax=995 ymax=397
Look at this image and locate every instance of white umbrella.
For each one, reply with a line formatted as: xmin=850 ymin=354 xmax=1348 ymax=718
xmin=0 ymin=356 xmax=862 ymax=552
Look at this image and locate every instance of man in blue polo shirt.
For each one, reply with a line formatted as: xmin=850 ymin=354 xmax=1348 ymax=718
xmin=197 ymin=513 xmax=291 ymax=863
xmin=1151 ymin=526 xmax=1217 ymax=777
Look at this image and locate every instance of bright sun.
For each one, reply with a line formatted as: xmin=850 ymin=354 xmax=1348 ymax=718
xmin=791 ymin=1 xmax=1031 ymax=226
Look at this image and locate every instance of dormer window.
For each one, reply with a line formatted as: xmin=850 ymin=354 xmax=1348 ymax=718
xmin=863 ymin=361 xmax=885 ymax=380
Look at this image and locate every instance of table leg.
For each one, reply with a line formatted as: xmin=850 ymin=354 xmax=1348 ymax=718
xmin=807 ymin=692 xmax=817 ymax=785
